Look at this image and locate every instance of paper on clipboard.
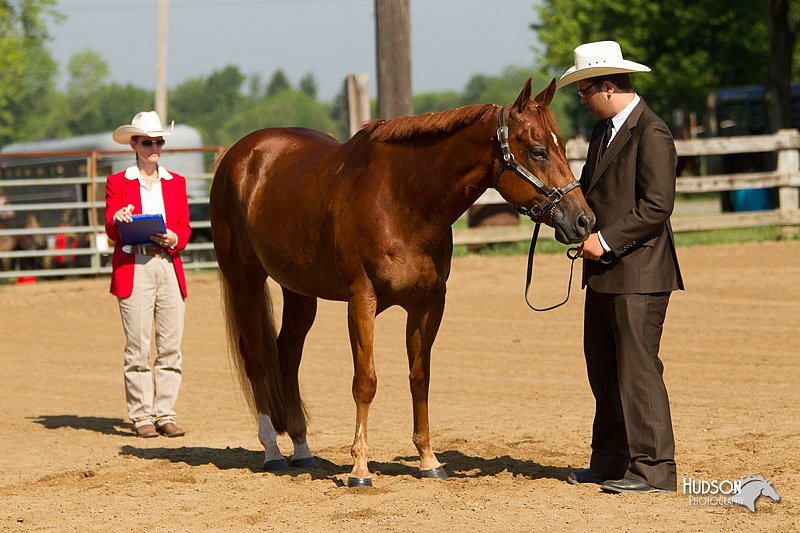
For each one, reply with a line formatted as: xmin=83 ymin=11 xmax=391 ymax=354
xmin=116 ymin=214 xmax=166 ymax=245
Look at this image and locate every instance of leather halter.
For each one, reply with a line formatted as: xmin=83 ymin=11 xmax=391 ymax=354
xmin=493 ymin=105 xmax=581 ymax=222
xmin=493 ymin=105 xmax=585 ymax=312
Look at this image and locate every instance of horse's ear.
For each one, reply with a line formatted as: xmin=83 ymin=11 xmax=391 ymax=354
xmin=512 ymin=77 xmax=533 ymax=114
xmin=534 ymin=78 xmax=557 ymax=107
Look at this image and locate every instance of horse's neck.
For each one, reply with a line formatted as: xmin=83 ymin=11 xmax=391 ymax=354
xmin=400 ymin=121 xmax=497 ymax=228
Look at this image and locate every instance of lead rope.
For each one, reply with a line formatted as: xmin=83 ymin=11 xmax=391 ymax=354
xmin=523 ymin=223 xmax=580 ymax=312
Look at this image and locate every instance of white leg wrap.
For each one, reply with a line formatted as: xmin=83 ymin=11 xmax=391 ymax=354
xmin=291 ymin=438 xmax=313 ymax=461
xmin=258 ymin=413 xmax=283 ymax=462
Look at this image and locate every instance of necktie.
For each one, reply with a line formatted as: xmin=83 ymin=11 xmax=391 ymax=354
xmin=600 ymin=119 xmax=613 ymax=157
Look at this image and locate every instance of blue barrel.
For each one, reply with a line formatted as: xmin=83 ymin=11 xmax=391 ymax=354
xmin=730 ymin=189 xmax=771 ymax=211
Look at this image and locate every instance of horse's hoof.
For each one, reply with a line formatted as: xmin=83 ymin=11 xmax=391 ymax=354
xmin=420 ymin=466 xmax=449 ymax=480
xmin=290 ymin=456 xmax=316 ymax=469
xmin=262 ymin=458 xmax=289 ymax=472
xmin=347 ymin=476 xmax=373 ymax=487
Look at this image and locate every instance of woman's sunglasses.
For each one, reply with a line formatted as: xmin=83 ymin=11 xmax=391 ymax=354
xmin=140 ymin=139 xmax=165 ymax=147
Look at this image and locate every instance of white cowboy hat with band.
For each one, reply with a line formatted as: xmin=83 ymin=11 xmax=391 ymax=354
xmin=112 ymin=111 xmax=174 ymax=144
xmin=557 ymin=40 xmax=650 ymax=89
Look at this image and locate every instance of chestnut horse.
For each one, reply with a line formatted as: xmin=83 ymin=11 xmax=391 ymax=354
xmin=210 ymin=78 xmax=595 ymax=486
xmin=0 ymin=214 xmax=46 ymax=271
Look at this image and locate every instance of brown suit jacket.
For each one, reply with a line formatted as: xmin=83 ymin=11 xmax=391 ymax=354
xmin=581 ymin=99 xmax=684 ymax=294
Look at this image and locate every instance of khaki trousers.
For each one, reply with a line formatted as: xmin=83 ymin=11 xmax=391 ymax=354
xmin=117 ymin=253 xmax=185 ymax=428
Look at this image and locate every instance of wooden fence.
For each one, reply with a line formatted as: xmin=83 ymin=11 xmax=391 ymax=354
xmin=1 ymin=130 xmax=799 ymax=280
xmin=457 ymin=128 xmax=800 ymax=244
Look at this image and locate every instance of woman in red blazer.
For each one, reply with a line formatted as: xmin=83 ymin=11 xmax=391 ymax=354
xmin=105 ymin=111 xmax=191 ymax=439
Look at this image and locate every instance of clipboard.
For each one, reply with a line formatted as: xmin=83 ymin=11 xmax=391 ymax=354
xmin=116 ymin=214 xmax=167 ymax=245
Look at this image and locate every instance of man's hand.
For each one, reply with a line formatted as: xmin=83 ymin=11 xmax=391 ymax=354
xmin=577 ymin=232 xmax=605 ymax=261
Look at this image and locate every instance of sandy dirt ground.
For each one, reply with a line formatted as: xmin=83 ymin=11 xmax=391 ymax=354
xmin=1 ymin=241 xmax=798 ymax=532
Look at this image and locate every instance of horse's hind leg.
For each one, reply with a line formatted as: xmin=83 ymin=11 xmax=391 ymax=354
xmin=212 ymin=172 xmax=289 ymax=472
xmin=405 ymin=287 xmax=448 ymax=479
xmin=277 ymin=287 xmax=317 ymax=467
xmin=217 ymin=256 xmax=288 ymax=471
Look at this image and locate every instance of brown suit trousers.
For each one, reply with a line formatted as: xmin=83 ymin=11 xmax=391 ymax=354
xmin=580 ymin=99 xmax=683 ymax=490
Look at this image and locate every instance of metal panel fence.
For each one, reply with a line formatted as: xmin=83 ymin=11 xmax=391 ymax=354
xmin=0 ymin=148 xmax=221 ymax=280
xmin=1 ymin=131 xmax=799 ymax=280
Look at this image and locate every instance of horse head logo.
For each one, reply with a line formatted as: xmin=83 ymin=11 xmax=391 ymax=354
xmin=730 ymin=476 xmax=781 ymax=513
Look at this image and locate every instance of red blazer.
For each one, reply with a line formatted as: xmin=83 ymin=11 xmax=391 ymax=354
xmin=104 ymin=168 xmax=192 ymax=298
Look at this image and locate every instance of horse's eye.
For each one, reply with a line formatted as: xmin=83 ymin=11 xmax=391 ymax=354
xmin=530 ymin=147 xmax=549 ymax=161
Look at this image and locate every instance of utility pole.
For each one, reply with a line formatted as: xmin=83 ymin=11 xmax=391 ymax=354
xmin=155 ymin=0 xmax=168 ymax=122
xmin=375 ymin=0 xmax=412 ymax=119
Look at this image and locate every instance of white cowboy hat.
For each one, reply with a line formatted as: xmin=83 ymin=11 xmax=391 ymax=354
xmin=557 ymin=40 xmax=650 ymax=89
xmin=112 ymin=111 xmax=174 ymax=144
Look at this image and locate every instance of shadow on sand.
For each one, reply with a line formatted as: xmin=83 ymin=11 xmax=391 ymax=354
xmin=33 ymin=415 xmax=572 ymax=485
xmin=31 ymin=414 xmax=132 ymax=437
xmin=118 ymin=445 xmax=571 ymax=486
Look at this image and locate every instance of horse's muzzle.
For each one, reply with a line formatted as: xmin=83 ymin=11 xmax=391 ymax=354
xmin=553 ymin=209 xmax=594 ymax=244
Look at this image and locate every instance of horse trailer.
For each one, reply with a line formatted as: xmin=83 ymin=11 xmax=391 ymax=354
xmin=0 ymin=125 xmax=215 ymax=274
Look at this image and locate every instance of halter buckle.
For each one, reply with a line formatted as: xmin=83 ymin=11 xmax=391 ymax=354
xmin=496 ymin=125 xmax=512 ymax=162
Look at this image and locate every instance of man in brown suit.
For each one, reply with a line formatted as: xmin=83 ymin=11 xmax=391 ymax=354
xmin=557 ymin=41 xmax=684 ymax=494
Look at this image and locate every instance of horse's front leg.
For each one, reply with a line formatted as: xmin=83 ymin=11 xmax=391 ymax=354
xmin=346 ymin=291 xmax=378 ymax=487
xmin=405 ymin=287 xmax=448 ymax=479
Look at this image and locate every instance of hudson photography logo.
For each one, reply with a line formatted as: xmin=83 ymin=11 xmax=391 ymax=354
xmin=683 ymin=475 xmax=781 ymax=512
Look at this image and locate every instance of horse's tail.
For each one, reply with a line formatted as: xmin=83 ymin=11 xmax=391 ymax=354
xmin=211 ymin=155 xmax=288 ymax=433
xmin=218 ymin=272 xmax=288 ymax=432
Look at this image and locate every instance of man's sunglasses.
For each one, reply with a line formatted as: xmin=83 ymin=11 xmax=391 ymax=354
xmin=140 ymin=139 xmax=165 ymax=147
xmin=577 ymin=80 xmax=602 ymax=98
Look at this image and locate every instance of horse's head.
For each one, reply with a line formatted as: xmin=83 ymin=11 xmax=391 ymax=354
xmin=17 ymin=214 xmax=45 ymax=250
xmin=758 ymin=479 xmax=781 ymax=502
xmin=493 ymin=78 xmax=594 ymax=244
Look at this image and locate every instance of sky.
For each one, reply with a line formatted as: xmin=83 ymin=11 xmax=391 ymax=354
xmin=46 ymin=0 xmax=543 ymax=103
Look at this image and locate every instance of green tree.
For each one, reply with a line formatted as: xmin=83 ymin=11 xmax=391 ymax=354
xmin=219 ymin=90 xmax=336 ymax=145
xmin=66 ymin=50 xmax=109 ymax=98
xmin=329 ymin=86 xmax=349 ymax=141
xmin=0 ymin=0 xmax=61 ymax=145
xmin=266 ymin=69 xmax=291 ymax=97
xmin=534 ymin=0 xmax=774 ymax=132
xmin=41 ymin=51 xmax=153 ymax=136
xmin=413 ymin=91 xmax=462 ymax=114
xmin=74 ymin=83 xmax=154 ymax=135
xmin=461 ymin=66 xmax=579 ymax=139
xmin=247 ymin=73 xmax=264 ymax=100
xmin=765 ymin=0 xmax=800 ymax=131
xmin=299 ymin=73 xmax=318 ymax=99
xmin=62 ymin=50 xmax=107 ymax=134
xmin=170 ymin=65 xmax=246 ymax=144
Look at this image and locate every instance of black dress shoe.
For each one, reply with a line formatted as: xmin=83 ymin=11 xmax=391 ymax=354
xmin=601 ymin=478 xmax=671 ymax=494
xmin=567 ymin=468 xmax=609 ymax=485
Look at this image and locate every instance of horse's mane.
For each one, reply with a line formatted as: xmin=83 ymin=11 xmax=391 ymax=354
xmin=362 ymin=104 xmax=499 ymax=142
xmin=739 ymin=476 xmax=767 ymax=485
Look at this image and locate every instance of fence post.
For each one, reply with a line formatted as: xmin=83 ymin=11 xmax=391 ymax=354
xmin=776 ymin=129 xmax=800 ymax=239
xmin=345 ymin=74 xmax=370 ymax=138
xmin=88 ymin=152 xmax=102 ymax=270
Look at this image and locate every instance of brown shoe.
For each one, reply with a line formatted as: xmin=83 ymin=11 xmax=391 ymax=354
xmin=157 ymin=422 xmax=186 ymax=438
xmin=135 ymin=424 xmax=158 ymax=438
